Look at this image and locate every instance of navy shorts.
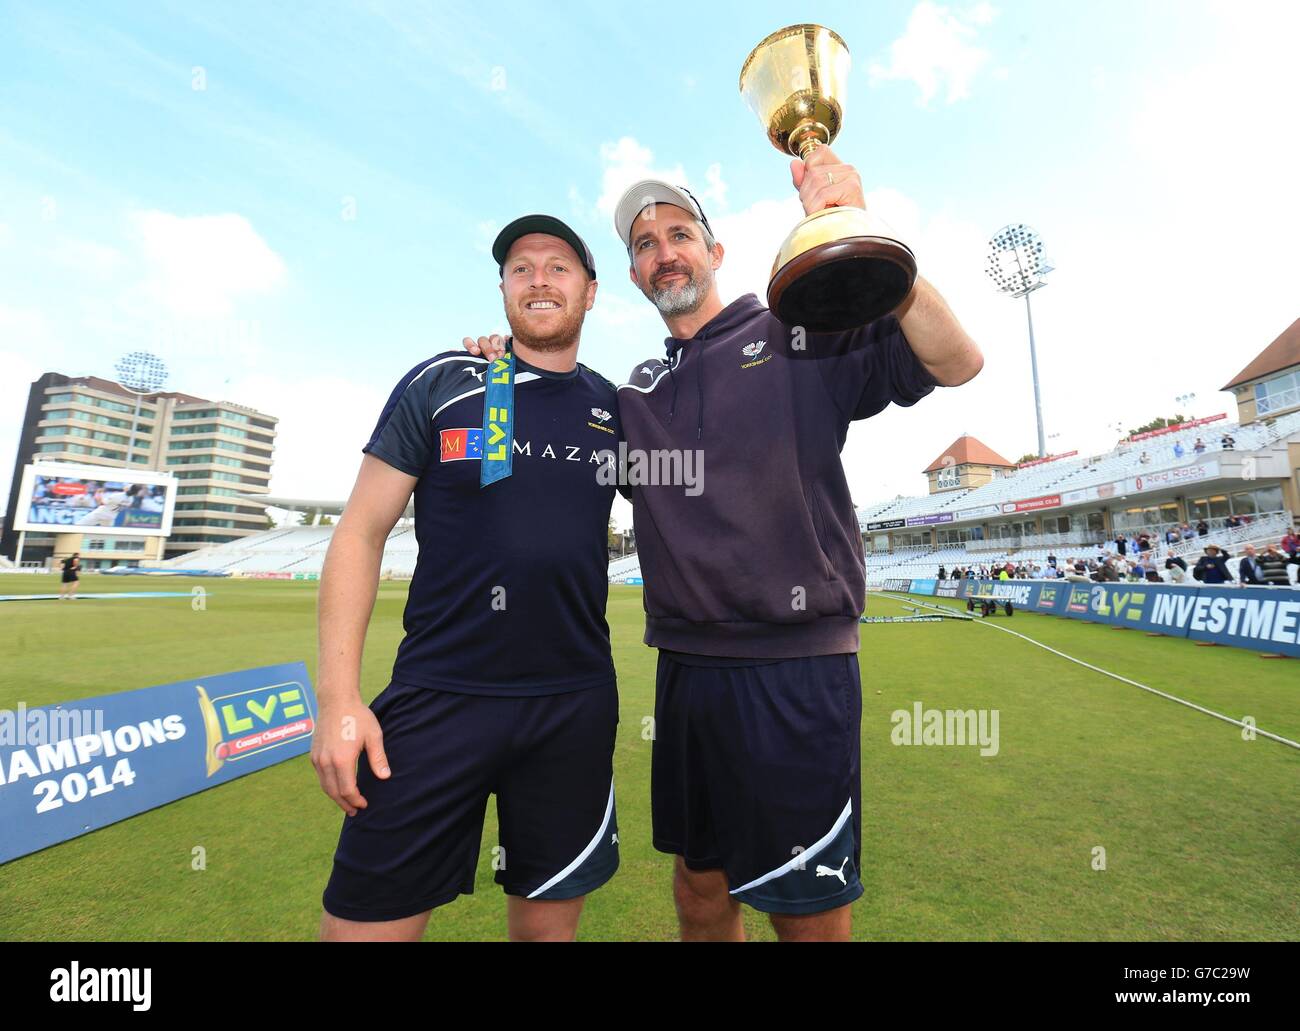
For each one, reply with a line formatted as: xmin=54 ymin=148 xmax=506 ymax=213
xmin=651 ymin=652 xmax=863 ymax=915
xmin=322 ymin=680 xmax=619 ymax=922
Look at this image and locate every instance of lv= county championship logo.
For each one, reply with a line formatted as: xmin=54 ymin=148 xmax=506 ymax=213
xmin=196 ymin=681 xmax=314 ymax=777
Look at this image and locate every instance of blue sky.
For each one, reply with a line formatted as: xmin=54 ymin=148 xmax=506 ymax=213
xmin=2 ymin=1 xmax=1296 ymax=526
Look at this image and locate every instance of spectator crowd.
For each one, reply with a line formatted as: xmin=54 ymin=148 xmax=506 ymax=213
xmin=937 ymin=519 xmax=1300 ymax=586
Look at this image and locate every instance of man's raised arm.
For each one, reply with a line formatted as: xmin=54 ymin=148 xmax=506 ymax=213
xmin=892 ymin=273 xmax=983 ymax=387
xmin=793 ymin=145 xmax=983 ymax=387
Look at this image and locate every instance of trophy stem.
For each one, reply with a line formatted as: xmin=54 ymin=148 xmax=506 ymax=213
xmin=788 ymin=120 xmax=831 ymax=160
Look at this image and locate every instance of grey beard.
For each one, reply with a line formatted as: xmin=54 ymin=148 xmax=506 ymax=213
xmin=651 ymin=267 xmax=712 ymax=316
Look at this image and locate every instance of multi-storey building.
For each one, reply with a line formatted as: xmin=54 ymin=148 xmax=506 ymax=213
xmin=2 ymin=373 xmax=277 ymax=568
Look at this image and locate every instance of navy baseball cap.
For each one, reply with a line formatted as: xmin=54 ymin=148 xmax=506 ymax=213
xmin=492 ymin=215 xmax=597 ymax=280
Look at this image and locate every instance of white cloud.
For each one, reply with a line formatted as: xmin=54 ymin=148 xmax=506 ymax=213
xmin=0 ymin=308 xmax=65 ymax=503
xmin=710 ymin=196 xmax=803 ymax=304
xmin=580 ymin=137 xmax=727 ymax=256
xmin=0 ymin=301 xmax=51 ymax=341
xmin=868 ymin=1 xmax=997 ymax=106
xmin=50 ymin=239 xmax=128 ymax=281
xmin=131 ymin=211 xmax=286 ymax=318
xmin=219 ymin=371 xmax=387 ymax=499
xmin=593 ymin=136 xmax=689 ymax=221
xmin=1128 ymin=6 xmax=1298 ymax=218
xmin=1073 ymin=0 xmax=1300 ymax=425
xmin=698 ymin=162 xmax=728 ymax=212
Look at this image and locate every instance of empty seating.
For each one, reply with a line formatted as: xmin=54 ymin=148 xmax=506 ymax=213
xmin=162 ymin=522 xmax=414 ymax=576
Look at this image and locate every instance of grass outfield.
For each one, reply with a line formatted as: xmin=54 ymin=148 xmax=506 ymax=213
xmin=1 ymin=573 xmax=1297 ymax=942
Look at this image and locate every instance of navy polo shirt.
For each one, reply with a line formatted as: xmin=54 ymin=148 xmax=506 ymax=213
xmin=363 ymin=350 xmax=620 ymax=695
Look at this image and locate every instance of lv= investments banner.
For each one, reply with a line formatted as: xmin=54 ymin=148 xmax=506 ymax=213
xmin=0 ymin=663 xmax=316 ymax=864
xmin=952 ymin=580 xmax=1300 ymax=658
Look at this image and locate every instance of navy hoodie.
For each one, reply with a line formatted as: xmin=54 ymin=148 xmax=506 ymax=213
xmin=616 ymin=293 xmax=938 ymax=658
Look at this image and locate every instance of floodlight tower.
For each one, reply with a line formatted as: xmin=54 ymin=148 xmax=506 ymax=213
xmin=986 ymin=224 xmax=1053 ymax=458
xmin=113 ymin=351 xmax=168 ymax=467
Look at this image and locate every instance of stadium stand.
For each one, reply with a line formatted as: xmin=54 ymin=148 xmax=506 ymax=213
xmin=607 ymin=554 xmax=642 ymax=583
xmin=860 ymin=411 xmax=1300 ymax=587
xmin=863 ymin=411 xmax=1300 ymax=533
xmin=161 ymin=523 xmax=417 ymax=578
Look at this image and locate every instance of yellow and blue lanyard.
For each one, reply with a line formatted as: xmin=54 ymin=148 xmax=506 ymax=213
xmin=480 ymin=351 xmax=514 ymax=488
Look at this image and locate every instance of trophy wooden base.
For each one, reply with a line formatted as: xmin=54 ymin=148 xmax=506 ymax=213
xmin=768 ymin=235 xmax=917 ymax=334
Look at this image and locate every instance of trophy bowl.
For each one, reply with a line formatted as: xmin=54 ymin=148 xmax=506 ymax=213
xmin=740 ymin=24 xmax=917 ymax=334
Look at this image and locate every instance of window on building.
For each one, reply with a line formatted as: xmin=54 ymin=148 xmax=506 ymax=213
xmin=1228 ymin=484 xmax=1284 ymax=515
xmin=935 ymin=464 xmax=961 ymax=489
xmin=176 ymin=501 xmax=246 ymax=513
xmin=1254 ymin=369 xmax=1300 ymax=416
xmin=1253 ymin=484 xmax=1284 ymax=513
xmin=1188 ymin=495 xmax=1231 ymax=521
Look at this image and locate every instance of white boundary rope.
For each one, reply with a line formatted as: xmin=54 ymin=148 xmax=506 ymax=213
xmin=876 ymin=592 xmax=1300 ymax=751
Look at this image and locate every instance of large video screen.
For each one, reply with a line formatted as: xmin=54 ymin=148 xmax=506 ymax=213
xmin=14 ymin=462 xmax=178 ymax=537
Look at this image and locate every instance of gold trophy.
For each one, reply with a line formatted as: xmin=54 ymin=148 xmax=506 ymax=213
xmin=740 ymin=24 xmax=916 ymax=333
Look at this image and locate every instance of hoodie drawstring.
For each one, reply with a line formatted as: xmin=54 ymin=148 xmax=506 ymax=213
xmin=663 ymin=338 xmax=704 ymax=439
xmin=695 ymin=344 xmax=704 ymax=440
xmin=665 ymin=340 xmax=684 ymax=425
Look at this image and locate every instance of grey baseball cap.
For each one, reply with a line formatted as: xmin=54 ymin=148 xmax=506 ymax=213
xmin=492 ymin=214 xmax=596 ymax=279
xmin=614 ymin=180 xmax=714 ymax=248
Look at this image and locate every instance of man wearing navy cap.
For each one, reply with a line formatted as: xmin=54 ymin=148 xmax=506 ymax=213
xmin=467 ymin=145 xmax=983 ymax=941
xmin=315 ymin=215 xmax=622 ymax=941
